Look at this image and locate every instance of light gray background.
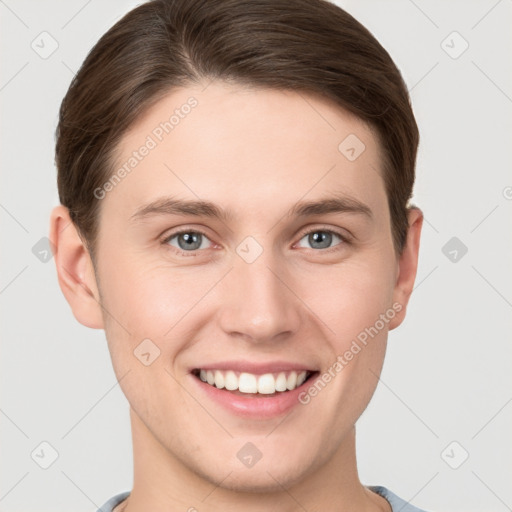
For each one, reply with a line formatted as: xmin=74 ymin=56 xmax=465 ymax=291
xmin=1 ymin=1 xmax=511 ymax=511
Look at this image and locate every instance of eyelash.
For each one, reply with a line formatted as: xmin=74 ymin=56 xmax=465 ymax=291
xmin=161 ymin=225 xmax=351 ymax=258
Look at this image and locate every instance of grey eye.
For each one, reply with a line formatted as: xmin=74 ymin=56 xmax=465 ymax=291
xmin=167 ymin=231 xmax=211 ymax=251
xmin=296 ymin=230 xmax=343 ymax=250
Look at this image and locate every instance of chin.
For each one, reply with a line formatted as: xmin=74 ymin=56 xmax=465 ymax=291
xmin=191 ymin=450 xmax=315 ymax=494
xmin=212 ymin=466 xmax=307 ymax=494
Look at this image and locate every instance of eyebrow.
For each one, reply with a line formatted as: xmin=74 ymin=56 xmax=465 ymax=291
xmin=130 ymin=194 xmax=373 ymax=223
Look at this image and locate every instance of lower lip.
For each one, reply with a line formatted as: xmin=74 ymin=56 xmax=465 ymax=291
xmin=191 ymin=373 xmax=318 ymax=419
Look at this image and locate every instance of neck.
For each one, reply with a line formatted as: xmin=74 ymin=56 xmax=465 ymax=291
xmin=119 ymin=408 xmax=390 ymax=512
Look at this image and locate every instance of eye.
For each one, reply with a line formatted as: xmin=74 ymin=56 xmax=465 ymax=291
xmin=161 ymin=226 xmax=350 ymax=257
xmin=295 ymin=227 xmax=348 ymax=252
xmin=162 ymin=229 xmax=213 ymax=256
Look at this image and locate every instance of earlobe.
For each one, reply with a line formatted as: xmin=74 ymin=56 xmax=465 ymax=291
xmin=49 ymin=205 xmax=104 ymax=329
xmin=388 ymin=207 xmax=423 ymax=330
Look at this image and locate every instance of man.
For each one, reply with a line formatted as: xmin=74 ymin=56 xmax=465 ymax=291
xmin=50 ymin=1 xmax=427 ymax=510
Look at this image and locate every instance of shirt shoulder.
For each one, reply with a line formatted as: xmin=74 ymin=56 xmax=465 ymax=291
xmin=96 ymin=491 xmax=130 ymax=512
xmin=98 ymin=487 xmax=429 ymax=512
xmin=368 ymin=485 xmax=430 ymax=512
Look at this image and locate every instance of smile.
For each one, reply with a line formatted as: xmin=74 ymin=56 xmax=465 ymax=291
xmin=190 ymin=362 xmax=319 ymax=418
xmin=193 ymin=369 xmax=313 ymax=395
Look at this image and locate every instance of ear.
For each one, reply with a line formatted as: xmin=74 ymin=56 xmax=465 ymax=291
xmin=388 ymin=207 xmax=423 ymax=330
xmin=49 ymin=205 xmax=104 ymax=329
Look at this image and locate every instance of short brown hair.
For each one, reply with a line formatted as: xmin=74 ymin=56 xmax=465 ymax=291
xmin=55 ymin=0 xmax=419 ymax=259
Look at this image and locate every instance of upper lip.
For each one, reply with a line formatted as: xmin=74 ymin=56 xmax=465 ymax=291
xmin=191 ymin=360 xmax=317 ymax=375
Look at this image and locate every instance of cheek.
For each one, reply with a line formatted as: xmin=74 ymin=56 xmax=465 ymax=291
xmin=97 ymin=253 xmax=219 ymax=374
xmin=303 ymin=254 xmax=397 ymax=345
xmin=300 ymin=253 xmax=395 ymax=408
xmin=98 ymin=250 xmax=202 ymax=329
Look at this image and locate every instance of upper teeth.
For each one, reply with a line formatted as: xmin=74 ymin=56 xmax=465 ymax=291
xmin=198 ymin=369 xmax=310 ymax=394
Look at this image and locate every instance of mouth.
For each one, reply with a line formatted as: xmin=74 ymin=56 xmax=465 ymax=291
xmin=191 ymin=368 xmax=318 ymax=397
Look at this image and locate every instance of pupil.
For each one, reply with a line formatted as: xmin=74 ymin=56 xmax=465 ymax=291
xmin=179 ymin=232 xmax=201 ymax=250
xmin=310 ymin=231 xmax=331 ymax=249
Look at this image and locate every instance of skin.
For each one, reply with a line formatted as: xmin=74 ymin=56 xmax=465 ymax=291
xmin=50 ymin=81 xmax=423 ymax=512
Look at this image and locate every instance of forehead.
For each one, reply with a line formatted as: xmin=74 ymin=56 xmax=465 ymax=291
xmin=105 ymin=81 xmax=386 ymax=222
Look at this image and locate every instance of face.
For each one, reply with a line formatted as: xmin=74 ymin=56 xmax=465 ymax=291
xmin=71 ymin=81 xmax=416 ymax=491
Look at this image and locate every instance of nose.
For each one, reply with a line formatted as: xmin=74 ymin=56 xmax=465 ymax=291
xmin=216 ymin=244 xmax=303 ymax=345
